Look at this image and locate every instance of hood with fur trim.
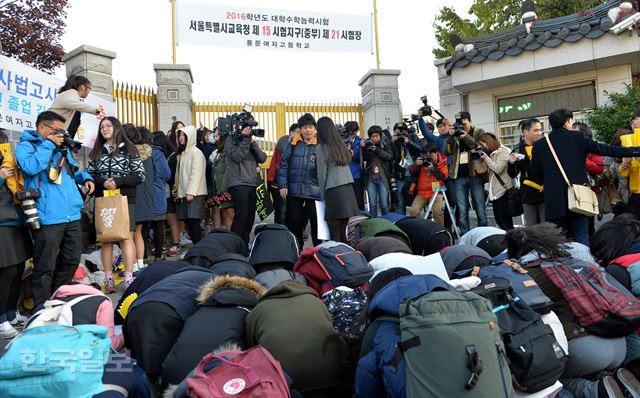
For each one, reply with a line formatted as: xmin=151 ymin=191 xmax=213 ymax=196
xmin=136 ymin=143 xmax=152 ymax=161
xmin=197 ymin=275 xmax=266 ymax=308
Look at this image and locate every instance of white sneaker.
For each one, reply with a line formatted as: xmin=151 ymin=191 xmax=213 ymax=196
xmin=180 ymin=232 xmax=193 ymax=246
xmin=9 ymin=312 xmax=29 ymax=329
xmin=0 ymin=321 xmax=19 ymax=339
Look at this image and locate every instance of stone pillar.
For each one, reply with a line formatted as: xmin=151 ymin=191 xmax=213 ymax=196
xmin=62 ymin=45 xmax=116 ymax=101
xmin=435 ymin=57 xmax=463 ymax=119
xmin=358 ymin=69 xmax=401 ymax=132
xmin=153 ymin=64 xmax=194 ymax=132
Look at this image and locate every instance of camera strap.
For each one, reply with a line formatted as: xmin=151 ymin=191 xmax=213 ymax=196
xmin=47 ymin=149 xmax=72 ymax=184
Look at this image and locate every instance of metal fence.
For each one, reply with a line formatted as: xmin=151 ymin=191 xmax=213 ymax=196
xmin=112 ymin=81 xmax=158 ymax=131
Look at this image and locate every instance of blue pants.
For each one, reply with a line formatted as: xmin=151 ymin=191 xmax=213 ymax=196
xmin=454 ymin=177 xmax=487 ymax=235
xmin=548 ymin=215 xmax=589 ymax=246
xmin=367 ymin=177 xmax=389 ymax=217
xmin=395 ymin=177 xmax=412 ymax=215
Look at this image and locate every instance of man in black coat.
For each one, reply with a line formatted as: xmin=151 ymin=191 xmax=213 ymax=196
xmin=530 ymin=108 xmax=640 ymax=245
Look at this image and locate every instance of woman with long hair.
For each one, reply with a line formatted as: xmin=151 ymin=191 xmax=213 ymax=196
xmin=88 ymin=117 xmax=144 ymax=293
xmin=166 ymin=120 xmax=188 ymax=257
xmin=476 ymin=132 xmax=514 ymax=230
xmin=149 ymin=131 xmax=172 ymax=261
xmin=49 ymin=75 xmax=104 ymax=137
xmin=209 ymin=132 xmax=234 ymax=230
xmin=315 ymin=116 xmax=359 ymax=242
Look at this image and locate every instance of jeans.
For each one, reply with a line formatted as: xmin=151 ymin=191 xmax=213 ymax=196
xmin=367 ymin=177 xmax=389 ymax=217
xmin=548 ymin=215 xmax=589 ymax=246
xmin=229 ymin=185 xmax=257 ymax=244
xmin=395 ymin=176 xmax=412 ymax=215
xmin=454 ymin=177 xmax=487 ymax=235
xmin=31 ymin=220 xmax=83 ymax=307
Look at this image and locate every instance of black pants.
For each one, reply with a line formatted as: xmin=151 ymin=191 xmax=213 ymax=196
xmin=269 ymin=183 xmax=286 ymax=225
xmin=31 ymin=220 xmax=82 ymax=307
xmin=492 ymin=195 xmax=514 ymax=231
xmin=230 ymin=185 xmax=257 ymax=244
xmin=124 ymin=302 xmax=184 ymax=375
xmin=353 ymin=178 xmax=364 ymax=211
xmin=627 ymin=193 xmax=640 ymax=220
xmin=184 ymin=219 xmax=202 ymax=244
xmin=327 ymin=218 xmax=348 ymax=243
xmin=151 ymin=220 xmax=165 ymax=259
xmin=286 ymin=197 xmax=320 ymax=247
xmin=0 ymin=263 xmax=25 ymax=320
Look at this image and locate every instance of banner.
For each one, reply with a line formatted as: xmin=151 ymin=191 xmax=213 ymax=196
xmin=0 ymin=55 xmax=63 ymax=131
xmin=176 ymin=3 xmax=372 ymax=53
xmin=76 ymin=94 xmax=116 ymax=149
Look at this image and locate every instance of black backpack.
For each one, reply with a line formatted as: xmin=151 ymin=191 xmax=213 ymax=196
xmin=249 ymin=223 xmax=299 ymax=272
xmin=472 ymin=277 xmax=567 ymax=393
xmin=183 ymin=230 xmax=248 ymax=267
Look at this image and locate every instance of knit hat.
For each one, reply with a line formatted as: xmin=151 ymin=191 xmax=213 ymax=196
xmin=368 ymin=267 xmax=413 ymax=301
xmin=354 ymin=237 xmax=412 ymax=262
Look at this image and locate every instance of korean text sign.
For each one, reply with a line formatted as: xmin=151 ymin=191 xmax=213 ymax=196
xmin=0 ymin=54 xmax=63 ymax=131
xmin=176 ymin=4 xmax=372 ymax=53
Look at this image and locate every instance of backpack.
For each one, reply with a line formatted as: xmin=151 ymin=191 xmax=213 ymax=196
xmin=184 ymin=346 xmax=290 ymax=398
xmin=346 ymin=217 xmax=411 ymax=248
xmin=184 ymin=230 xmax=249 ymax=268
xmin=293 ymin=241 xmax=373 ymax=296
xmin=322 ymin=287 xmax=368 ymax=346
xmin=249 ymin=223 xmax=299 ymax=272
xmin=0 ymin=324 xmax=111 ymax=398
xmin=472 ymin=277 xmax=567 ymax=393
xmin=26 ymin=294 xmax=108 ymax=329
xmin=398 ymin=291 xmax=515 ymax=397
xmin=538 ymin=258 xmax=640 ymax=338
xmin=441 ymin=245 xmax=492 ymax=278
xmin=395 ymin=217 xmax=453 ymax=256
xmin=478 ymin=261 xmax=554 ymax=314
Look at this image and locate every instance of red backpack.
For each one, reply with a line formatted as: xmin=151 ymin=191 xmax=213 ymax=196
xmin=538 ymin=258 xmax=640 ymax=338
xmin=185 ymin=346 xmax=290 ymax=398
xmin=293 ymin=241 xmax=373 ymax=296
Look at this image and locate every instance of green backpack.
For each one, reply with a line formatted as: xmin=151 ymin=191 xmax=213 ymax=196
xmin=398 ymin=291 xmax=515 ymax=398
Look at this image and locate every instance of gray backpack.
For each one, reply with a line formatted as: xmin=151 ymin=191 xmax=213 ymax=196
xmin=398 ymin=291 xmax=515 ymax=397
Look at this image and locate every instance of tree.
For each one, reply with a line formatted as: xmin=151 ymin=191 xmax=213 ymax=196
xmin=433 ymin=0 xmax=605 ymax=59
xmin=588 ymin=84 xmax=640 ymax=144
xmin=0 ymin=0 xmax=70 ymax=73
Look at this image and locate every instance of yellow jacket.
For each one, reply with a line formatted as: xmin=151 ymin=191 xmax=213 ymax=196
xmin=0 ymin=143 xmax=24 ymax=200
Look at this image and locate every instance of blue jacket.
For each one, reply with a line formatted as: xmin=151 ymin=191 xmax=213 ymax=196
xmin=355 ymin=274 xmax=453 ymax=398
xmin=348 ymin=135 xmax=362 ymax=180
xmin=16 ymin=130 xmax=92 ymax=225
xmin=151 ymin=146 xmax=171 ymax=217
xmin=418 ymin=118 xmax=452 ymax=168
xmin=277 ymin=135 xmax=320 ymax=200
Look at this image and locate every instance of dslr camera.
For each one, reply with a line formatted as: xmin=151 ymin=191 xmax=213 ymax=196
xmin=418 ymin=154 xmax=433 ymax=168
xmin=470 ymin=147 xmax=487 ymax=159
xmin=452 ymin=113 xmax=466 ymax=137
xmin=51 ymin=128 xmax=82 ymax=153
xmin=336 ymin=124 xmax=350 ymax=144
xmin=219 ymin=104 xmax=265 ymax=140
xmin=418 ymin=95 xmax=433 ymax=117
xmin=363 ymin=139 xmax=377 ymax=152
xmin=15 ymin=188 xmax=41 ymax=230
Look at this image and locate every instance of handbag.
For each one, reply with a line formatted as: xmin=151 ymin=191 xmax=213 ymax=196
xmin=545 ymin=135 xmax=599 ymax=217
xmin=94 ymin=190 xmax=130 ymax=242
xmin=493 ymin=171 xmax=524 ymax=217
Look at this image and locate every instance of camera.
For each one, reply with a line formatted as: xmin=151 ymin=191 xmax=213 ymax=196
xmin=418 ymin=155 xmax=433 ymax=168
xmin=363 ymin=139 xmax=376 ymax=152
xmin=219 ymin=104 xmax=265 ymax=140
xmin=418 ymin=96 xmax=433 ymax=117
xmin=52 ymin=129 xmax=82 ymax=153
xmin=336 ymin=124 xmax=350 ymax=144
xmin=15 ymin=188 xmax=41 ymax=230
xmin=452 ymin=113 xmax=465 ymax=137
xmin=470 ymin=148 xmax=487 ymax=159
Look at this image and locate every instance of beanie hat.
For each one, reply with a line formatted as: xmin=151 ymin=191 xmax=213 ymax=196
xmin=367 ymin=267 xmax=412 ymax=301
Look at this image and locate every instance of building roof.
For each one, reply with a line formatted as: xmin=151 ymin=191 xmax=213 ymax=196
xmin=444 ymin=0 xmax=619 ymax=75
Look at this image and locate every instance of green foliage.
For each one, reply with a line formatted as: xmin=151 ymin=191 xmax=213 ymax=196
xmin=588 ymin=84 xmax=640 ymax=144
xmin=433 ymin=0 xmax=605 ymax=59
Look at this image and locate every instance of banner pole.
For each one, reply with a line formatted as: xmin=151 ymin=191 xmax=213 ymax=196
xmin=373 ymin=0 xmax=381 ymax=68
xmin=172 ymin=0 xmax=177 ymax=64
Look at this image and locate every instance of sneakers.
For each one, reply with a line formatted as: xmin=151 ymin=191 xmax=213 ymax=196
xmin=0 ymin=321 xmax=19 ymax=340
xmin=9 ymin=312 xmax=29 ymax=329
xmin=104 ymin=278 xmax=117 ymax=294
xmin=180 ymin=232 xmax=192 ymax=247
xmin=599 ymin=374 xmax=625 ymax=398
xmin=615 ymin=368 xmax=640 ymax=398
xmin=167 ymin=244 xmax=181 ymax=257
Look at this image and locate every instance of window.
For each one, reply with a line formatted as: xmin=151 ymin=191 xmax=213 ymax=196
xmin=497 ymin=84 xmax=596 ymax=122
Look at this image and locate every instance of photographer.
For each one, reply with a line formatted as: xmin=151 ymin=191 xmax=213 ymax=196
xmin=362 ymin=126 xmax=394 ymax=217
xmin=225 ymin=116 xmax=267 ymax=244
xmin=345 ymin=121 xmax=365 ymax=210
xmin=16 ymin=111 xmax=95 ymax=307
xmin=391 ymin=122 xmax=422 ymax=214
xmin=476 ymin=133 xmax=514 ymax=231
xmin=508 ymin=118 xmax=544 ymax=226
xmin=49 ymin=75 xmax=104 ymax=138
xmin=408 ymin=143 xmax=448 ymax=225
xmin=445 ymin=111 xmax=488 ymax=235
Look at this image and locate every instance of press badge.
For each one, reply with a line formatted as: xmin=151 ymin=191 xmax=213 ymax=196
xmin=460 ymin=151 xmax=469 ymax=165
xmin=374 ymin=166 xmax=380 ymax=174
xmin=49 ymin=167 xmax=62 ymax=185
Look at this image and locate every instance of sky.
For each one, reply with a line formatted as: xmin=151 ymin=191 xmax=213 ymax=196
xmin=58 ymin=0 xmax=474 ymax=115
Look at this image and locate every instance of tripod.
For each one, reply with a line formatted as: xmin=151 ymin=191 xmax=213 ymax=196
xmin=423 ymin=186 xmax=460 ymax=239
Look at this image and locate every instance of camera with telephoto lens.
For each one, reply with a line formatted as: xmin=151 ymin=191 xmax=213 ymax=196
xmin=15 ymin=188 xmax=41 ymax=230
xmin=452 ymin=113 xmax=465 ymax=137
xmin=219 ymin=104 xmax=265 ymax=140
xmin=389 ymin=177 xmax=398 ymax=193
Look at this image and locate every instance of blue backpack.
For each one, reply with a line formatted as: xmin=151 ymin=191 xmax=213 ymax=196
xmin=0 ymin=324 xmax=111 ymax=398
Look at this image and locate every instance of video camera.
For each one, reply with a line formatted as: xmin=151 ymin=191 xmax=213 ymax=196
xmin=218 ymin=104 xmax=265 ymax=140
